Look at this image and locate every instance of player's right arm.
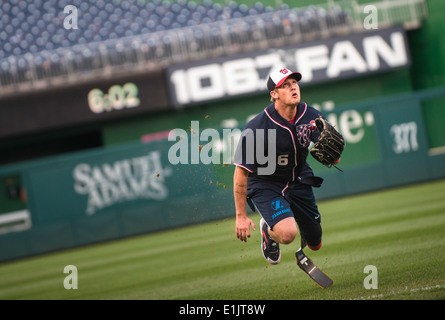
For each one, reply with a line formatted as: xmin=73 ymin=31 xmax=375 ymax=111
xmin=233 ymin=166 xmax=256 ymax=242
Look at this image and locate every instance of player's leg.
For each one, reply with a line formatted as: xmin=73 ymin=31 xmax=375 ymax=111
xmin=298 ymin=221 xmax=322 ymax=251
xmin=250 ymin=190 xmax=296 ymax=264
xmin=259 ymin=218 xmax=281 ymax=264
xmin=268 ymin=217 xmax=299 ymax=244
xmin=285 ymin=184 xmax=323 ymax=251
xmin=285 ymin=185 xmax=333 ymax=288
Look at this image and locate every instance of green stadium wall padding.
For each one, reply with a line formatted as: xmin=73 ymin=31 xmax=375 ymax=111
xmin=1 ymin=86 xmax=445 ymax=262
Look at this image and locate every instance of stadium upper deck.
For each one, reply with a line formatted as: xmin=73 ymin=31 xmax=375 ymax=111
xmin=0 ymin=0 xmax=351 ymax=95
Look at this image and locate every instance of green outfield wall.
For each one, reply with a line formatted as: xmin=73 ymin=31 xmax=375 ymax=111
xmin=101 ymin=69 xmax=414 ymax=146
xmin=1 ymin=86 xmax=444 ymax=262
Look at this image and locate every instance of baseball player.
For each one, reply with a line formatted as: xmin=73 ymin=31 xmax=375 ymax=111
xmin=233 ymin=67 xmax=343 ymax=265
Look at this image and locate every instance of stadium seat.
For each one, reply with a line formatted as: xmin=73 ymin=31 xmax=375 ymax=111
xmin=0 ymin=0 xmax=352 ymax=91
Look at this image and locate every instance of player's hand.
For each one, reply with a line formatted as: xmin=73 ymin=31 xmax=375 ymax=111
xmin=236 ymin=215 xmax=256 ymax=242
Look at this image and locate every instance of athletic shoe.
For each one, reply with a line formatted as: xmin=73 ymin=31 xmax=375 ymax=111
xmin=260 ymin=218 xmax=281 ymax=264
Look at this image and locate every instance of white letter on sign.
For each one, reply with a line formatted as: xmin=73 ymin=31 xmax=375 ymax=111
xmin=295 ymin=45 xmax=329 ymax=82
xmin=189 ymin=64 xmax=224 ymax=102
xmin=364 ymin=32 xmax=408 ymax=71
xmin=327 ymin=41 xmax=367 ymax=78
xmin=223 ymin=58 xmax=258 ymax=95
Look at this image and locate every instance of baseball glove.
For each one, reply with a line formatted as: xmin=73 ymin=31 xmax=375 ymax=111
xmin=310 ymin=116 xmax=345 ymax=171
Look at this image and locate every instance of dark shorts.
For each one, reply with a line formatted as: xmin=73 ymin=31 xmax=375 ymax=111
xmin=248 ymin=184 xmax=322 ymax=247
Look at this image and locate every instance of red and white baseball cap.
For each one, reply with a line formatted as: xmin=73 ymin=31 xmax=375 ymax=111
xmin=267 ymin=67 xmax=302 ymax=92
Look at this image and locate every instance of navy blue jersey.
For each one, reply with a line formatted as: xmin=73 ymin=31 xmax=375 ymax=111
xmin=234 ymin=102 xmax=325 ymax=196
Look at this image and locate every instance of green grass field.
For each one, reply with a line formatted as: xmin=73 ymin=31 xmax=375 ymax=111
xmin=0 ymin=179 xmax=444 ymax=300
